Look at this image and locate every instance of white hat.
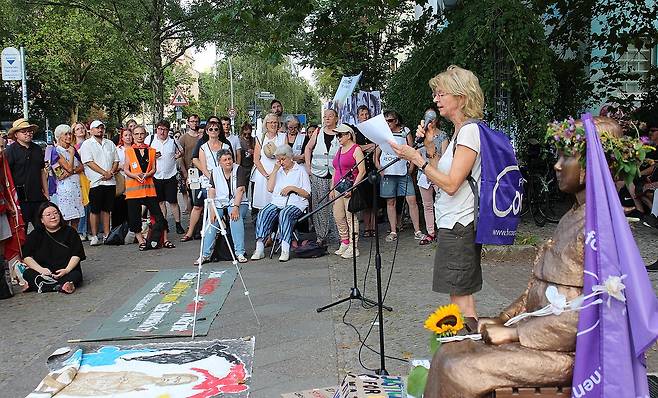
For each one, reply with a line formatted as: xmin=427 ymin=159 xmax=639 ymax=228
xmin=89 ymin=120 xmax=105 ymax=129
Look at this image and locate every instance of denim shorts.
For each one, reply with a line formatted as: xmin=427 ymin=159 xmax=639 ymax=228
xmin=379 ymin=175 xmax=415 ymax=198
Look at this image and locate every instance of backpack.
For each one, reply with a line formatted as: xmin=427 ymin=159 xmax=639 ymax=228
xmin=457 ymin=120 xmax=523 ymax=245
xmin=293 ymin=240 xmax=327 ymax=258
xmin=104 ymin=222 xmax=129 ymax=246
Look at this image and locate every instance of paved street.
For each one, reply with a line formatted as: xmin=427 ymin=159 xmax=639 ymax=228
xmin=0 ymin=213 xmax=656 ymax=397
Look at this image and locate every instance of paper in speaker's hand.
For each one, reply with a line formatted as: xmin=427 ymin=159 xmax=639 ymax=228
xmin=355 ymin=114 xmax=396 ymax=154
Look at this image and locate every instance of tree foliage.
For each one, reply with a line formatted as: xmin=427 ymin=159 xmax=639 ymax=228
xmin=385 ymin=0 xmax=557 ymax=161
xmin=0 ymin=1 xmax=148 ymax=127
xmin=297 ymin=0 xmax=436 ymax=92
xmin=196 ymin=55 xmax=320 ymax=127
xmin=24 ymin=0 xmax=236 ymax=121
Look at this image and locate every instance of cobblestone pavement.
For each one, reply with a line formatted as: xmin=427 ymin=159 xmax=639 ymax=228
xmin=0 ymin=213 xmax=656 ymax=397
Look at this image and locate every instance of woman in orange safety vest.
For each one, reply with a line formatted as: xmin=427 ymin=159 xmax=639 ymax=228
xmin=123 ymin=126 xmax=174 ymax=250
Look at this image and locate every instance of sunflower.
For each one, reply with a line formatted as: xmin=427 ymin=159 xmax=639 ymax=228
xmin=424 ymin=304 xmax=464 ymax=336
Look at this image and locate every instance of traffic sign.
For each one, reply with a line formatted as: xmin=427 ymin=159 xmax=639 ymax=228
xmin=2 ymin=47 xmax=22 ymax=81
xmin=228 ymin=107 xmax=237 ymax=118
xmin=170 ymin=89 xmax=189 ymax=106
xmin=257 ymin=91 xmax=275 ymax=100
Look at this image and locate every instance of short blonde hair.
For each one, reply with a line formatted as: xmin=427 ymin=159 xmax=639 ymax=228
xmin=53 ymin=124 xmax=71 ymax=142
xmin=262 ymin=113 xmax=279 ymax=134
xmin=429 ymin=65 xmax=485 ymax=120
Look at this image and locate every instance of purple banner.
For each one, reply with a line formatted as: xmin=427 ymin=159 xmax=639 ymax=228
xmin=474 ymin=121 xmax=523 ymax=245
xmin=571 ymin=113 xmax=658 ymax=398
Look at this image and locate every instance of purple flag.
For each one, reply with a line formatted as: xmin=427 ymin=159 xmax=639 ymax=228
xmin=571 ymin=113 xmax=658 ymax=398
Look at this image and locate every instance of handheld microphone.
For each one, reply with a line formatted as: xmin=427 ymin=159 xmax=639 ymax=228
xmin=415 ymin=109 xmax=437 ymax=145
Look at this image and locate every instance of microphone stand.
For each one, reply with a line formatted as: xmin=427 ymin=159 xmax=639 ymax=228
xmin=303 ymin=142 xmax=422 ymax=376
xmin=307 ymin=149 xmax=384 ymax=313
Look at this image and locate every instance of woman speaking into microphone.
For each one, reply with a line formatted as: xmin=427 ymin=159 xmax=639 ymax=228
xmin=390 ymin=65 xmax=484 ymax=330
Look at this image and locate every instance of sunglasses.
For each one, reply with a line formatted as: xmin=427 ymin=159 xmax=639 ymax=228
xmin=207 ymin=128 xmax=220 ymax=132
xmin=336 ymin=132 xmax=350 ymax=138
xmin=385 ymin=119 xmax=397 ymax=123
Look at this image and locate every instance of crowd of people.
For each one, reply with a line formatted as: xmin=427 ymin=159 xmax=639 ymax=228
xmin=1 ymin=69 xmax=656 ymax=298
xmin=0 ymin=97 xmax=442 ymax=296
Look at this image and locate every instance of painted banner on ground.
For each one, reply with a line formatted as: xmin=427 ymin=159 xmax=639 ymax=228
xmin=28 ymin=338 xmax=254 ymax=398
xmin=83 ymin=268 xmax=237 ymax=341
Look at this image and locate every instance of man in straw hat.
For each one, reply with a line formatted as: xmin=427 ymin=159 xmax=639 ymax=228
xmin=5 ymin=118 xmax=48 ymax=228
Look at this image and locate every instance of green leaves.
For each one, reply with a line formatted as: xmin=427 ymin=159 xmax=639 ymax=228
xmin=407 ymin=365 xmax=429 ymax=397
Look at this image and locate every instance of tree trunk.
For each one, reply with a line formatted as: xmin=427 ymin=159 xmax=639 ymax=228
xmin=69 ymin=104 xmax=79 ymax=125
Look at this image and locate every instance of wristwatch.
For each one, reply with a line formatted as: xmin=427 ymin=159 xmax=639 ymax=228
xmin=421 ymin=160 xmax=430 ymax=171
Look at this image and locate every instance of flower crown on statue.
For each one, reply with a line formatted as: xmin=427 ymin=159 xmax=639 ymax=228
xmin=546 ymin=117 xmax=655 ymax=185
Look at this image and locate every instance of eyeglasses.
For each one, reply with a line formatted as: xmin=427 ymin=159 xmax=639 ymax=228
xmin=207 ymin=128 xmax=220 ymax=132
xmin=18 ymin=130 xmax=34 ymax=135
xmin=432 ymin=92 xmax=450 ymax=99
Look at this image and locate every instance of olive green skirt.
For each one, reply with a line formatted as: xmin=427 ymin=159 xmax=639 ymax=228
xmin=433 ymin=222 xmax=483 ymax=295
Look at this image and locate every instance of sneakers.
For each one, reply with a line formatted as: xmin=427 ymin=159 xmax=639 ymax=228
xmin=89 ymin=236 xmax=101 ymax=246
xmin=647 ymin=259 xmax=658 ymax=272
xmin=334 ymin=243 xmax=350 ymax=256
xmin=642 ymin=214 xmax=658 ymax=229
xmin=78 ymin=233 xmax=88 ymax=242
xmin=341 ymin=245 xmax=359 ymax=259
xmin=237 ymin=254 xmax=248 ymax=263
xmin=625 ymin=209 xmax=644 ymax=222
xmin=279 ymin=249 xmax=290 ymax=262
xmin=194 ymin=256 xmax=210 ymax=266
xmin=414 ymin=231 xmax=425 ymax=240
xmin=251 ymin=249 xmax=265 ymax=261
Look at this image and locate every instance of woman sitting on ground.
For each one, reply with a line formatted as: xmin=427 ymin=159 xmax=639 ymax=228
xmin=198 ymin=149 xmax=250 ymax=264
xmin=251 ymin=145 xmax=311 ymax=262
xmin=21 ymin=202 xmax=85 ymax=294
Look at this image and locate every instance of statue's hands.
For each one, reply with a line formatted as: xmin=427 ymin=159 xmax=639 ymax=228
xmin=481 ymin=324 xmax=519 ymax=346
xmin=477 ymin=317 xmax=503 ymax=333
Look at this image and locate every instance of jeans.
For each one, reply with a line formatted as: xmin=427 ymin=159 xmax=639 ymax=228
xmin=202 ymin=204 xmax=249 ymax=257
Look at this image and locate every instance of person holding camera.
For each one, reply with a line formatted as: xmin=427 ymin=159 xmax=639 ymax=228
xmin=197 ymin=149 xmax=250 ymax=264
xmin=330 ymin=124 xmax=366 ymax=259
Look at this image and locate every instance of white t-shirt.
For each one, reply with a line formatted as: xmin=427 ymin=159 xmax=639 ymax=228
xmin=80 ymin=137 xmax=119 ymax=188
xmin=227 ymin=135 xmax=241 ymax=152
xmin=434 ymin=123 xmax=481 ymax=229
xmin=271 ymin=163 xmax=311 ymax=211
xmin=147 ymin=135 xmax=179 ymax=180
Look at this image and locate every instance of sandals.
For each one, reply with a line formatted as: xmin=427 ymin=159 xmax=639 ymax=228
xmin=420 ymin=233 xmax=436 ymax=245
xmin=163 ymin=240 xmax=176 ymax=249
xmin=362 ymin=229 xmax=375 ymax=238
xmin=385 ymin=232 xmax=397 ymax=242
xmin=180 ymin=235 xmax=193 ymax=242
xmin=138 ymin=242 xmax=149 ymax=251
